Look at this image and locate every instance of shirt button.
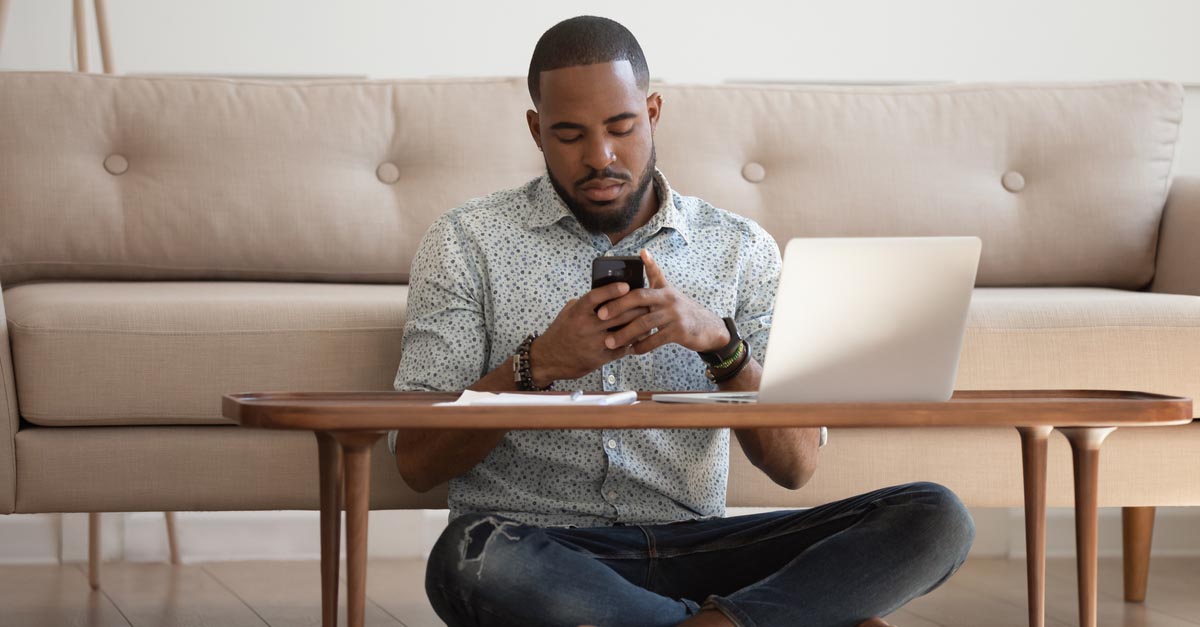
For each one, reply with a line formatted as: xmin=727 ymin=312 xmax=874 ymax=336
xmin=607 ymin=490 xmax=618 ymax=499
xmin=606 ymin=438 xmax=618 ymax=449
xmin=606 ymin=374 xmax=616 ymax=384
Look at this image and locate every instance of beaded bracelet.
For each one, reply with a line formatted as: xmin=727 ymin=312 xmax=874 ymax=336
xmin=513 ymin=332 xmax=552 ymax=391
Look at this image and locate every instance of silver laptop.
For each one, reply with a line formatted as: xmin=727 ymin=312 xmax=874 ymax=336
xmin=653 ymin=236 xmax=982 ymax=405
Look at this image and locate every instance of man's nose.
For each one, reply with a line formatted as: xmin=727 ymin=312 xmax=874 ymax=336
xmin=582 ymin=135 xmax=616 ymax=171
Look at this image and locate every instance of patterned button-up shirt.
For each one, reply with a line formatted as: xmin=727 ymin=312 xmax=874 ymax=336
xmin=389 ymin=170 xmax=781 ymax=527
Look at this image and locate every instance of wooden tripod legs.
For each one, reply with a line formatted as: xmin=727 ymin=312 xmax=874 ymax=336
xmin=1017 ymin=426 xmax=1052 ymax=627
xmin=315 ymin=432 xmax=343 ymax=627
xmin=316 ymin=431 xmax=383 ymax=627
xmin=1058 ymin=426 xmax=1116 ymax=627
xmin=1017 ymin=425 xmax=1117 ymax=627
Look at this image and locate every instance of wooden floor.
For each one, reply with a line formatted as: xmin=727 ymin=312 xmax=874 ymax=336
xmin=1 ymin=557 xmax=1197 ymax=626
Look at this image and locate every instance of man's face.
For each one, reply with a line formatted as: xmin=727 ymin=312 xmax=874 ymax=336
xmin=527 ymin=61 xmax=661 ymax=234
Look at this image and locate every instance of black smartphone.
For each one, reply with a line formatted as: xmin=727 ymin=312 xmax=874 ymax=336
xmin=591 ymin=256 xmax=646 ymax=292
xmin=592 ymin=256 xmax=645 ymax=331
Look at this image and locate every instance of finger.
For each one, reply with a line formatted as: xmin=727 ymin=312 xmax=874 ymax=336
xmin=595 ymin=306 xmax=651 ymax=334
xmin=641 ymin=249 xmax=668 ymax=289
xmin=597 ymin=288 xmax=664 ymax=321
xmin=606 ymin=309 xmax=670 ymax=349
xmin=580 ymin=281 xmax=630 ymax=311
xmin=629 ymin=324 xmax=674 ymax=355
xmin=624 ymin=329 xmax=656 ymax=354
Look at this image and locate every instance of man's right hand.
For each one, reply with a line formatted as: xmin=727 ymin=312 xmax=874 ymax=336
xmin=529 ymin=282 xmax=651 ymax=387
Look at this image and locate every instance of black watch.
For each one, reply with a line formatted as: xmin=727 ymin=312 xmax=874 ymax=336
xmin=698 ymin=317 xmax=743 ymax=366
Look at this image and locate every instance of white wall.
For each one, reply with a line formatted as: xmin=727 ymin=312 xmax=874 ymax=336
xmin=1 ymin=0 xmax=1198 ymax=563
xmin=3 ymin=0 xmax=1199 ymax=82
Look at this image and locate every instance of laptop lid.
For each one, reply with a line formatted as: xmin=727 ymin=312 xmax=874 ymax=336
xmin=757 ymin=236 xmax=981 ymax=404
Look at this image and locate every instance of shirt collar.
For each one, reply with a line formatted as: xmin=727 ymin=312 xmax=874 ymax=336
xmin=523 ymin=169 xmax=691 ymax=246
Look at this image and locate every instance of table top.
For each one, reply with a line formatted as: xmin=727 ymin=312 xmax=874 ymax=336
xmin=222 ymin=390 xmax=1193 ymax=432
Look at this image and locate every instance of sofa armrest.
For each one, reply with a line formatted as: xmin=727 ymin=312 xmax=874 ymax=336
xmin=0 ymin=283 xmax=17 ymax=513
xmin=1152 ymin=176 xmax=1200 ymax=296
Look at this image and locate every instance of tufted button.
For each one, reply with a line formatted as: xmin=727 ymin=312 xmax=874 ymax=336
xmin=376 ymin=162 xmax=400 ymax=184
xmin=103 ymin=154 xmax=129 ymax=175
xmin=1001 ymin=171 xmax=1025 ymax=193
xmin=741 ymin=162 xmax=766 ymax=183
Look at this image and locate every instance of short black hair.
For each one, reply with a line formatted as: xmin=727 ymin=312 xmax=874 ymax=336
xmin=527 ymin=16 xmax=649 ymax=106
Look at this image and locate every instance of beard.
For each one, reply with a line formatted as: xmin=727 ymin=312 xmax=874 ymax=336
xmin=547 ymin=146 xmax=657 ymax=236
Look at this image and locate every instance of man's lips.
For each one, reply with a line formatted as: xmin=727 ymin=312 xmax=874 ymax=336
xmin=580 ymin=179 xmax=626 ymax=202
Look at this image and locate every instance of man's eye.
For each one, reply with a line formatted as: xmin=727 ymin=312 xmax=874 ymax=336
xmin=556 ymin=135 xmax=582 ymax=143
xmin=611 ymin=125 xmax=635 ymax=136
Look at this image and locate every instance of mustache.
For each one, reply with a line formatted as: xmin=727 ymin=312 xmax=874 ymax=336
xmin=575 ymin=167 xmax=632 ymax=187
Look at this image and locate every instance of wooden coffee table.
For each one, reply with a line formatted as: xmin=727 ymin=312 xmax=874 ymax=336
xmin=222 ymin=389 xmax=1191 ymax=627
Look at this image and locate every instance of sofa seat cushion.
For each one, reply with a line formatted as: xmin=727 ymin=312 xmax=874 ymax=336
xmin=13 ymin=422 xmax=1200 ymax=512
xmin=5 ymin=281 xmax=407 ymax=426
xmin=6 ymin=284 xmax=1198 ymax=427
xmin=956 ymin=288 xmax=1200 ymax=408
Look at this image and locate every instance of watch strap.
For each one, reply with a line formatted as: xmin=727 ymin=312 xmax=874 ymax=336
xmin=698 ymin=317 xmax=742 ymax=366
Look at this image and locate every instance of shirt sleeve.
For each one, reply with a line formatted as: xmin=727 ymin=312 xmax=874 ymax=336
xmin=389 ymin=214 xmax=491 ymax=455
xmin=394 ymin=213 xmax=491 ymax=393
xmin=735 ymin=224 xmax=782 ymax=366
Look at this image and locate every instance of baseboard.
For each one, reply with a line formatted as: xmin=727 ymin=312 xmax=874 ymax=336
xmin=0 ymin=513 xmax=60 ymax=565
xmin=1006 ymin=507 xmax=1200 ymax=559
xmin=122 ymin=509 xmax=447 ymax=563
xmin=1 ymin=507 xmax=1197 ymax=564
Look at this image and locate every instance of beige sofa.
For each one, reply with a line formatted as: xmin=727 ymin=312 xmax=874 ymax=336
xmin=1 ymin=72 xmax=1198 ymax=596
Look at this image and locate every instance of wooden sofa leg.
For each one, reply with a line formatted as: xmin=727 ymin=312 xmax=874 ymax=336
xmin=164 ymin=512 xmax=180 ymax=565
xmin=1122 ymin=506 xmax=1155 ymax=602
xmin=88 ymin=512 xmax=101 ymax=590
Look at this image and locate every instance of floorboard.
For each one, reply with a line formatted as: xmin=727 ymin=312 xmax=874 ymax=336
xmin=0 ymin=564 xmax=130 ymax=627
xmin=203 ymin=560 xmax=402 ymax=627
xmin=76 ymin=563 xmax=266 ymax=627
xmin=0 ymin=557 xmax=1194 ymax=626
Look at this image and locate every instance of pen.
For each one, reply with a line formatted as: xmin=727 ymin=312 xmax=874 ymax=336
xmin=570 ymin=390 xmax=584 ymax=401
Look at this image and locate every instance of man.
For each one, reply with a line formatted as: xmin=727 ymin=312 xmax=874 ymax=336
xmin=390 ymin=16 xmax=973 ymax=627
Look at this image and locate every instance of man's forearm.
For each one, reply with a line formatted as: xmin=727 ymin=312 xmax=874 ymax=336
xmin=725 ymin=357 xmax=821 ymax=490
xmin=734 ymin=425 xmax=821 ymax=489
xmin=394 ymin=358 xmax=522 ymax=492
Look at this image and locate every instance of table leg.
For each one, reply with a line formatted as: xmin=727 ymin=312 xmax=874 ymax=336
xmin=1057 ymin=427 xmax=1117 ymax=627
xmin=1016 ymin=426 xmax=1052 ymax=627
xmin=315 ymin=432 xmax=343 ymax=627
xmin=332 ymin=432 xmax=382 ymax=627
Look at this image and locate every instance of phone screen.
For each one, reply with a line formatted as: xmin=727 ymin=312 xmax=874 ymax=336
xmin=591 ymin=256 xmax=646 ymax=291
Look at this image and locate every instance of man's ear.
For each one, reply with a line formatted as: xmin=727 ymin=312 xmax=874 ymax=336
xmin=646 ymin=92 xmax=663 ymax=133
xmin=526 ymin=109 xmax=543 ymax=152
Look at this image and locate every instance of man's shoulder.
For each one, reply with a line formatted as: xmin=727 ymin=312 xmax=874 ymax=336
xmin=432 ymin=177 xmax=543 ymax=232
xmin=670 ymin=187 xmax=774 ymax=244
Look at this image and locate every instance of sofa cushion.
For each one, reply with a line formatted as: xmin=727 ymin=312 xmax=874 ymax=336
xmin=5 ymin=281 xmax=407 ymax=426
xmin=13 ymin=422 xmax=1200 ymax=512
xmin=956 ymin=288 xmax=1200 ymax=405
xmin=6 ymin=283 xmax=1199 ymax=426
xmin=0 ymin=73 xmax=1183 ymax=288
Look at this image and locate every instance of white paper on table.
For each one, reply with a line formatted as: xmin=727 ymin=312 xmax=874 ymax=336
xmin=435 ymin=390 xmax=638 ymax=407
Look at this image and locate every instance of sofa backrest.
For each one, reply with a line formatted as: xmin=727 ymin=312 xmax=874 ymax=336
xmin=0 ymin=73 xmax=1183 ymax=288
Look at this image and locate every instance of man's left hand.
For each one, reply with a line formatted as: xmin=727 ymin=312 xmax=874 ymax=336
xmin=596 ymin=249 xmax=729 ymax=355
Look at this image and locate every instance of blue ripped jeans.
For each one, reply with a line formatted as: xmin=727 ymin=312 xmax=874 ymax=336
xmin=424 ymin=482 xmax=974 ymax=627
